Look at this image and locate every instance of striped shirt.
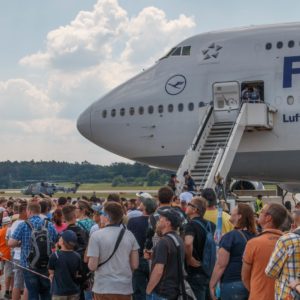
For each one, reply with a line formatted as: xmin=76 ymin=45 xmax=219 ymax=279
xmin=265 ymin=231 xmax=300 ymax=300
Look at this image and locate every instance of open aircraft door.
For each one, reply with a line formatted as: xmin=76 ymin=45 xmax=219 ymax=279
xmin=213 ymin=81 xmax=240 ymax=123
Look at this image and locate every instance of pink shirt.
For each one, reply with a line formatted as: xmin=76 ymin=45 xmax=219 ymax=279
xmin=54 ymin=223 xmax=67 ymax=234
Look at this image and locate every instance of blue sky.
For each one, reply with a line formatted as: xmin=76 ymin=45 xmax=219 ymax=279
xmin=1 ymin=0 xmax=300 ymax=164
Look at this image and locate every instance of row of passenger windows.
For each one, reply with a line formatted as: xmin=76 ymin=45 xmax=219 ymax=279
xmin=265 ymin=40 xmax=297 ymax=50
xmin=102 ymin=102 xmax=206 ymax=118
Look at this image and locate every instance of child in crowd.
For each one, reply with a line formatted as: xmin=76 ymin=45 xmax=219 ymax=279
xmin=48 ymin=230 xmax=81 ymax=300
xmin=0 ymin=216 xmax=13 ymax=299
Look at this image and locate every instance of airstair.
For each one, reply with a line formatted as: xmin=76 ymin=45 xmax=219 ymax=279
xmin=177 ymin=102 xmax=277 ymax=193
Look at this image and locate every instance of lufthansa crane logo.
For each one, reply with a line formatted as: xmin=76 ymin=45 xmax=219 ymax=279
xmin=165 ymin=75 xmax=187 ymax=95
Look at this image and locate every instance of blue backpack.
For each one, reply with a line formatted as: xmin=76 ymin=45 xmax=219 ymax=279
xmin=192 ymin=219 xmax=216 ymax=277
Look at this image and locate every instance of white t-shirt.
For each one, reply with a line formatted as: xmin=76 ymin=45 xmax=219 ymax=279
xmin=89 ymin=224 xmax=99 ymax=236
xmin=87 ymin=226 xmax=139 ymax=295
xmin=7 ymin=220 xmax=24 ymax=260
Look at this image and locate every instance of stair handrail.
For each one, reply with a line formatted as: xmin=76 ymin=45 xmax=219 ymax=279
xmin=199 ymin=142 xmax=221 ymax=189
xmin=192 ymin=105 xmax=213 ymax=151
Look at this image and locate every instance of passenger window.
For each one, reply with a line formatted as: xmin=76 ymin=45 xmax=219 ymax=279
xmin=148 ymin=105 xmax=154 ymax=114
xmin=182 ymin=46 xmax=191 ymax=56
xmin=120 ymin=108 xmax=125 ymax=116
xmin=139 ymin=106 xmax=144 ymax=115
xmin=178 ymin=103 xmax=184 ymax=112
xmin=102 ymin=110 xmax=107 ymax=118
xmin=188 ymin=102 xmax=194 ymax=111
xmin=277 ymin=41 xmax=283 ymax=49
xmin=158 ymin=105 xmax=164 ymax=114
xmin=168 ymin=104 xmax=174 ymax=112
xmin=288 ymin=40 xmax=295 ymax=48
xmin=111 ymin=109 xmax=116 ymax=117
xmin=129 ymin=107 xmax=135 ymax=116
xmin=199 ymin=102 xmax=205 ymax=107
xmin=172 ymin=47 xmax=182 ymax=56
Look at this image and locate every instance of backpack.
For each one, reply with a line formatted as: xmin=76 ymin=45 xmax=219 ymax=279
xmin=192 ymin=219 xmax=216 ymax=277
xmin=25 ymin=220 xmax=52 ymax=269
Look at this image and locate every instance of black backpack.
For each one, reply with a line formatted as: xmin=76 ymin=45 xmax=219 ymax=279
xmin=25 ymin=220 xmax=52 ymax=269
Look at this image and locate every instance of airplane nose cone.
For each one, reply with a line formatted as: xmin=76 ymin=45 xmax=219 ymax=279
xmin=77 ymin=107 xmax=93 ymax=141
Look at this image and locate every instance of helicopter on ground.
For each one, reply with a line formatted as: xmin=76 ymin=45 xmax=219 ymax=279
xmin=21 ymin=181 xmax=80 ymax=197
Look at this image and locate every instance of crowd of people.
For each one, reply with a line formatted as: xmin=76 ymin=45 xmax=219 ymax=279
xmin=0 ymin=183 xmax=299 ymax=300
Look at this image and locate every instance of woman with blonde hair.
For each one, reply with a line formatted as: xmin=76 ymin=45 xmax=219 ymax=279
xmin=210 ymin=203 xmax=256 ymax=300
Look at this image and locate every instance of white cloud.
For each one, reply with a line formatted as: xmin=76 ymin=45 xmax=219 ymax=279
xmin=0 ymin=79 xmax=61 ymax=120
xmin=4 ymin=0 xmax=196 ymax=163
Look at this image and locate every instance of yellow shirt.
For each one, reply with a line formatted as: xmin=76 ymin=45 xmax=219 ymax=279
xmin=204 ymin=209 xmax=233 ymax=234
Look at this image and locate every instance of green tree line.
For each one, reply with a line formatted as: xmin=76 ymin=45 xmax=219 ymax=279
xmin=0 ymin=160 xmax=171 ymax=188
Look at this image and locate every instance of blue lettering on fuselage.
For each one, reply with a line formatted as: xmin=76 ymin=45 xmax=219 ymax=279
xmin=283 ymin=113 xmax=300 ymax=123
xmin=283 ymin=56 xmax=300 ymax=88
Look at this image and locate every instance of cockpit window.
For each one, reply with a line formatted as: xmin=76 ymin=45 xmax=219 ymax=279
xmin=172 ymin=47 xmax=182 ymax=56
xmin=182 ymin=46 xmax=191 ymax=56
xmin=159 ymin=47 xmax=176 ymax=60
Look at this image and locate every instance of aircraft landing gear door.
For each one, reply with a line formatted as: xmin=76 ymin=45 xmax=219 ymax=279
xmin=213 ymin=82 xmax=240 ymax=123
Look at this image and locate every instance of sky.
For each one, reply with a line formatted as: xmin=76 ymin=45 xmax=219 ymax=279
xmin=1 ymin=0 xmax=300 ymax=165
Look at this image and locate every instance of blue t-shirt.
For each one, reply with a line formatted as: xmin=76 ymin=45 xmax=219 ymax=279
xmin=48 ymin=250 xmax=81 ymax=296
xmin=219 ymin=229 xmax=255 ymax=283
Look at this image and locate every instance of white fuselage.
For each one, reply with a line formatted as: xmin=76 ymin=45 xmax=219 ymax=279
xmin=78 ymin=23 xmax=300 ymax=183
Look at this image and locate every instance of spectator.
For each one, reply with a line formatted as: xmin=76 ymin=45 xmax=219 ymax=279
xmin=210 ymin=204 xmax=256 ymax=300
xmin=183 ymin=171 xmax=196 ymax=192
xmin=7 ymin=202 xmax=28 ymax=300
xmin=184 ymin=197 xmax=216 ymax=300
xmin=48 ymin=230 xmax=81 ymax=300
xmin=146 ymin=209 xmax=184 ymax=299
xmin=127 ymin=199 xmax=143 ymax=220
xmin=9 ymin=202 xmax=57 ymax=300
xmin=179 ymin=185 xmax=193 ymax=204
xmin=265 ymin=222 xmax=300 ymax=299
xmin=255 ymin=195 xmax=263 ymax=213
xmin=202 ymin=188 xmax=233 ymax=234
xmin=87 ymin=202 xmax=139 ymax=300
xmin=0 ymin=216 xmax=13 ymax=299
xmin=128 ymin=198 xmax=157 ymax=300
xmin=241 ymin=203 xmax=287 ymax=300
xmin=75 ymin=200 xmax=95 ymax=234
xmin=62 ymin=205 xmax=89 ymax=299
xmin=292 ymin=209 xmax=300 ymax=230
xmin=89 ymin=204 xmax=103 ymax=236
xmin=52 ymin=209 xmax=67 ymax=234
xmin=168 ymin=174 xmax=178 ymax=193
xmin=144 ymin=186 xmax=186 ymax=252
xmin=57 ymin=197 xmax=68 ymax=210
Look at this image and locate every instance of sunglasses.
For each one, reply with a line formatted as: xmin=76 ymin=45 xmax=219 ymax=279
xmin=188 ymin=203 xmax=197 ymax=209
